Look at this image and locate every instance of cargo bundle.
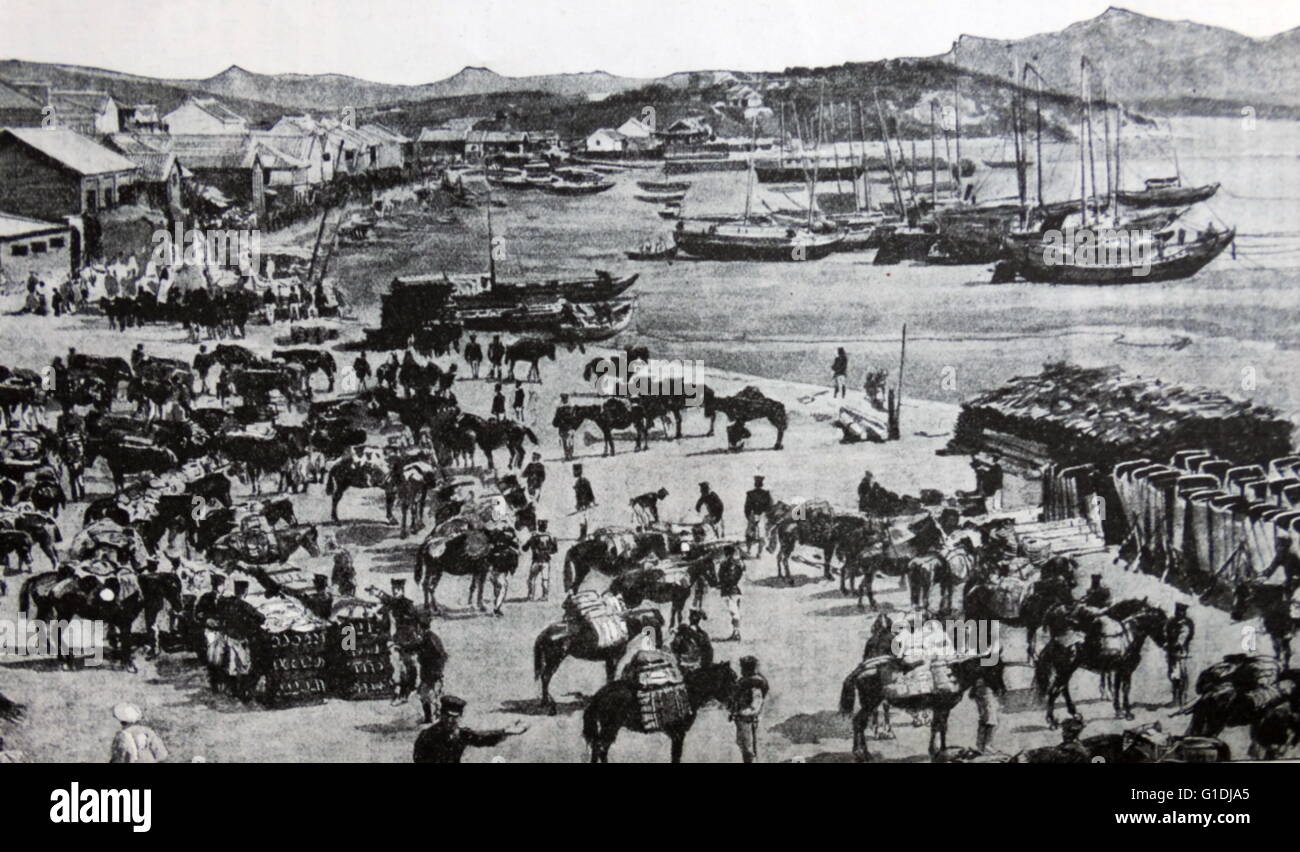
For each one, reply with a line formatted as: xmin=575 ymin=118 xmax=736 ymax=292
xmin=625 ymin=650 xmax=690 ymax=733
xmin=252 ymin=596 xmax=330 ymax=708
xmin=950 ymin=362 xmax=1293 ymax=470
xmin=564 ymin=590 xmax=629 ymax=649
xmin=327 ymin=599 xmax=395 ymax=701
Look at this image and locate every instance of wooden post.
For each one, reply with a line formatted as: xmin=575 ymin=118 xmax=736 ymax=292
xmin=891 ymin=322 xmax=907 ymax=441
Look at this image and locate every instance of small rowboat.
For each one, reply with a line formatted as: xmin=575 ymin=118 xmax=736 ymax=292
xmin=637 ymin=180 xmax=692 ymax=192
xmin=657 ymin=205 xmax=681 ymax=220
xmin=635 ymin=191 xmax=687 ymax=203
xmin=625 ymin=245 xmax=678 ymax=261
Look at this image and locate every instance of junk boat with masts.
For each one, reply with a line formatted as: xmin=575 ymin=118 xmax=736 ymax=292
xmin=673 ymin=116 xmax=841 ymax=261
xmin=995 ymin=56 xmax=1234 ymax=284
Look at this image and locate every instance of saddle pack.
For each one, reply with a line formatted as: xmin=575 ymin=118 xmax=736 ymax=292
xmin=563 ymin=590 xmax=628 ymax=649
xmin=624 ymin=649 xmax=690 ymax=733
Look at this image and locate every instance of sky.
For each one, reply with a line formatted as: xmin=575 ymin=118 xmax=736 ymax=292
xmin=1 ymin=0 xmax=1298 ymax=84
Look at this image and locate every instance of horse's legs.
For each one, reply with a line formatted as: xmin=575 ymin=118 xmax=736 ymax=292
xmin=852 ymin=707 xmax=870 ymax=761
xmin=491 ymin=572 xmax=507 ymax=616
xmin=669 ymin=731 xmax=685 ymax=764
xmin=330 ymin=485 xmax=345 ymax=523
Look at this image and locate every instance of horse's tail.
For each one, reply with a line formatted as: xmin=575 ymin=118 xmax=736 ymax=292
xmin=413 ymin=542 xmax=425 ymax=584
xmin=17 ymin=576 xmax=33 ymax=615
xmin=839 ymin=670 xmax=859 ymax=715
xmin=581 ymin=694 xmax=601 ymax=750
xmin=1033 ymin=646 xmax=1055 ymax=699
xmin=533 ymin=632 xmax=549 ymax=682
xmin=324 ymin=464 xmax=337 ymax=496
xmin=765 ymin=519 xmax=781 ymax=554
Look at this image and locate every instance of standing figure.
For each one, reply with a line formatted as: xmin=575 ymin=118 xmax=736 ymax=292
xmin=831 ymin=347 xmax=848 ymax=399
xmin=522 ymin=452 xmax=546 ymax=498
xmin=717 ymin=545 xmax=745 ymax=641
xmin=412 ymin=696 xmax=526 ymax=763
xmin=729 ymin=655 xmax=768 ymax=763
xmin=523 ymin=520 xmax=558 ymax=601
xmin=695 ymin=482 xmax=724 ymax=538
xmin=464 ymin=334 xmax=483 ymax=379
xmin=109 ymin=703 xmax=169 ymax=764
xmin=487 ymin=335 xmax=505 ymax=380
xmin=743 ymin=475 xmax=772 ymax=558
xmin=1164 ymin=602 xmax=1195 ymax=708
xmin=573 ymin=465 xmax=595 ymax=540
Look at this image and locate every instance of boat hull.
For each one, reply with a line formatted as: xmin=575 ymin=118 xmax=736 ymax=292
xmin=1116 ymin=183 xmax=1219 ymax=209
xmin=675 ymin=227 xmax=842 ymax=261
xmin=755 ymin=163 xmax=864 ymax=183
xmin=1003 ymin=228 xmax=1235 ymax=284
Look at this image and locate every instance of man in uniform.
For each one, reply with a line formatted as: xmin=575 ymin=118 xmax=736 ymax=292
xmin=669 ymin=609 xmax=713 ymax=671
xmin=464 ymin=334 xmax=483 ymax=379
xmin=487 ymin=335 xmax=505 ymax=381
xmin=857 ymin=470 xmax=895 ymax=516
xmin=1261 ymin=533 xmax=1300 ymax=594
xmin=412 ymin=695 xmax=527 ymax=763
xmin=352 ymin=351 xmax=371 ymax=390
xmin=1164 ymin=602 xmax=1195 ymax=708
xmin=523 ymin=520 xmax=558 ymax=601
xmin=522 ymin=452 xmax=546 ymax=498
xmin=413 ymin=617 xmax=448 ymax=724
xmin=970 ymin=668 xmax=1001 ymax=753
xmin=716 ymin=545 xmax=745 ymax=641
xmin=301 ymin=574 xmax=333 ymax=619
xmin=1056 ymin=716 xmax=1091 ymax=763
xmin=375 ymin=578 xmax=422 ymax=705
xmin=730 ymin=655 xmax=768 ymax=763
xmin=695 ymin=481 xmax=724 ymax=538
xmin=630 ymin=487 xmax=669 ymax=526
xmin=1082 ymin=573 xmax=1112 ymax=610
xmin=491 ymin=383 xmax=506 ymax=419
xmin=215 ymin=580 xmax=264 ymax=702
xmin=743 ymin=476 xmax=773 ymax=558
xmin=573 ymin=464 xmax=595 ymax=540
xmin=109 ymin=703 xmax=169 ymax=763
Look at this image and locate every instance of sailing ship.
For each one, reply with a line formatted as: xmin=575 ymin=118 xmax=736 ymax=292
xmin=1116 ymin=177 xmax=1220 ymax=208
xmin=1002 ymin=226 xmax=1236 ymax=284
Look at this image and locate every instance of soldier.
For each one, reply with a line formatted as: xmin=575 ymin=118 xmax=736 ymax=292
xmin=1165 ymin=602 xmax=1195 ymax=707
xmin=522 ymin=452 xmax=546 ymax=498
xmin=487 ymin=335 xmax=505 ymax=380
xmin=630 ymin=487 xmax=668 ymax=526
xmin=573 ymin=464 xmax=595 ymax=540
xmin=512 ymin=380 xmax=526 ymax=421
xmin=464 ymin=334 xmax=483 ymax=379
xmin=412 ymin=695 xmax=527 ymax=763
xmin=695 ymin=482 xmax=724 ymax=538
xmin=109 ymin=703 xmax=169 ymax=764
xmin=491 ymin=383 xmax=506 ymax=419
xmin=730 ymin=655 xmax=768 ymax=763
xmin=1260 ymin=533 xmax=1300 ymax=594
xmin=669 ymin=609 xmax=713 ymax=671
xmin=1082 ymin=573 xmax=1112 ymax=610
xmin=970 ymin=669 xmax=1001 ymax=753
xmin=301 ymin=574 xmax=333 ymax=619
xmin=523 ymin=520 xmax=558 ymax=601
xmin=194 ymin=573 xmax=226 ymax=628
xmin=717 ymin=545 xmax=745 ymax=641
xmin=1056 ymin=716 xmax=1091 ymax=763
xmin=743 ymin=475 xmax=772 ymax=558
xmin=352 ymin=351 xmax=371 ymax=390
xmin=413 ymin=616 xmax=448 ymax=724
xmin=376 ymin=578 xmax=423 ymax=707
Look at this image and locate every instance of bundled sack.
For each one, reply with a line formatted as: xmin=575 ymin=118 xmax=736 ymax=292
xmin=564 ymin=590 xmax=628 ymax=649
xmin=882 ymin=662 xmax=935 ymax=701
xmin=987 ymin=575 xmax=1030 ymax=618
xmin=625 ymin=650 xmax=690 ymax=733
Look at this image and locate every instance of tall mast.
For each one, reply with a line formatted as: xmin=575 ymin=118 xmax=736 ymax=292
xmin=482 ymin=130 xmax=496 ymax=287
xmin=953 ymin=74 xmax=963 ymax=199
xmin=858 ymin=101 xmax=872 ymax=212
xmin=874 ymin=90 xmax=905 ymax=216
xmin=1023 ymin=63 xmax=1044 ymax=209
xmin=1114 ymin=102 xmax=1122 ymax=211
xmin=929 ymin=101 xmax=938 ymax=209
xmin=1101 ymin=82 xmax=1113 ymax=212
xmin=779 ymin=102 xmax=785 ymax=166
xmin=1078 ymin=59 xmax=1088 ymax=228
xmin=1084 ymin=60 xmax=1099 ymax=222
xmin=743 ymin=116 xmax=756 ymax=223
xmin=832 ymin=101 xmax=843 ymax=195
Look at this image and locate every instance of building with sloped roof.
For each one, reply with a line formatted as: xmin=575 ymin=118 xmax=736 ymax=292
xmin=0 ymin=211 xmax=74 ymax=285
xmin=0 ymin=81 xmax=44 ymax=128
xmin=163 ymin=96 xmax=250 ymax=135
xmin=0 ymin=127 xmax=139 ymax=220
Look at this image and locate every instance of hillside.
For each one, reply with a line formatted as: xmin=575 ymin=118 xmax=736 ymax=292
xmin=939 ymin=6 xmax=1300 ymax=109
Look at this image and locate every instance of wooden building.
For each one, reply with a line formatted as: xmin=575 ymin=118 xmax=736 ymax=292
xmin=0 ymin=127 xmax=139 ymax=221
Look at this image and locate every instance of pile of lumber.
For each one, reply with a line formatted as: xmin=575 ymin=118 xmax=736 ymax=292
xmin=950 ymin=362 xmax=1293 ymax=469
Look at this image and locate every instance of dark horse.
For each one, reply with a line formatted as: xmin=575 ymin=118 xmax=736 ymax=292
xmin=414 ymin=527 xmax=520 ymax=615
xmin=18 ymin=571 xmax=183 ymax=667
xmin=562 ymin=528 xmax=674 ymax=591
xmin=553 ymin=400 xmax=648 ymax=457
xmin=840 ymin=654 xmax=1006 ymax=760
xmin=506 ymin=338 xmax=555 ymax=382
xmin=702 ymin=385 xmax=786 ymax=450
xmin=272 ymin=349 xmax=337 ymax=392
xmin=1230 ymin=579 xmax=1296 ymax=669
xmin=209 ymin=524 xmax=321 ymax=568
xmin=582 ymin=661 xmax=738 ymax=762
xmin=1034 ymin=598 xmax=1168 ymax=727
xmin=765 ymin=504 xmax=869 ymax=583
xmin=533 ymin=608 xmax=665 ymax=714
xmin=458 ymin=413 xmax=538 ymax=469
xmin=609 ymin=559 xmax=717 ymax=627
xmin=963 ymin=556 xmax=1079 ymax=661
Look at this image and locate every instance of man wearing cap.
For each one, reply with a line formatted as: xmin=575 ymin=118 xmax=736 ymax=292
xmin=412 ymin=696 xmax=526 ymax=763
xmin=331 ymin=548 xmax=357 ymax=597
xmin=669 ymin=609 xmax=713 ymax=671
xmin=109 ymin=703 xmax=169 ymax=763
xmin=464 ymin=334 xmax=483 ymax=379
xmin=1164 ymin=602 xmax=1196 ymax=707
xmin=375 ymin=578 xmax=423 ymax=705
xmin=1261 ymin=534 xmax=1300 ymax=594
xmin=573 ymin=465 xmax=595 ymax=540
xmin=1082 ymin=574 xmax=1112 ymax=610
xmin=1056 ymin=716 xmax=1091 ymax=763
xmin=413 ymin=617 xmax=449 ymax=724
xmin=717 ymin=545 xmax=745 ymax=641
xmin=487 ymin=335 xmax=505 ymax=381
xmin=696 ymin=482 xmax=724 ymax=538
xmin=523 ymin=520 xmax=558 ymax=601
xmin=729 ymin=656 xmax=768 ymax=763
xmin=301 ymin=574 xmax=334 ymax=619
xmin=970 ymin=668 xmax=1001 ymax=753
xmin=214 ymin=579 xmax=264 ymax=701
xmin=630 ymin=487 xmax=668 ymax=527
xmin=743 ymin=476 xmax=773 ymax=558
